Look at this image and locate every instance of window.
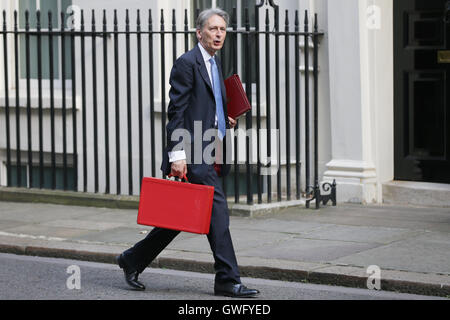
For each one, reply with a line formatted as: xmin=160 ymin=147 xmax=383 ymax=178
xmin=191 ymin=0 xmax=257 ymax=83
xmin=18 ymin=0 xmax=72 ymax=80
xmin=9 ymin=164 xmax=75 ymax=190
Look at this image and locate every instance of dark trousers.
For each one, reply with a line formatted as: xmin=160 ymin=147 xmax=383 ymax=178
xmin=121 ymin=165 xmax=241 ymax=284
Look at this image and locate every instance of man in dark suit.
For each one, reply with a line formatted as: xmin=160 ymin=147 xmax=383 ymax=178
xmin=116 ymin=8 xmax=259 ymax=298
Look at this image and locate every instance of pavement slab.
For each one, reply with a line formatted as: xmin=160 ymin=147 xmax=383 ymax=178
xmin=292 ymin=224 xmax=425 ymax=244
xmin=39 ymin=219 xmax=126 ymax=231
xmin=2 ymin=224 xmax=94 ymax=240
xmin=332 ymin=231 xmax=450 ymax=275
xmin=73 ymin=226 xmax=153 ymax=245
xmin=238 ymin=237 xmax=381 ymax=262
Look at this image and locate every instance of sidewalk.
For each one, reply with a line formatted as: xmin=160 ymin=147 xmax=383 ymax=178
xmin=0 ymin=199 xmax=449 ymax=297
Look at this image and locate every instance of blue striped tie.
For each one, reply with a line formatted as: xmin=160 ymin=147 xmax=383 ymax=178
xmin=210 ymin=57 xmax=226 ymax=140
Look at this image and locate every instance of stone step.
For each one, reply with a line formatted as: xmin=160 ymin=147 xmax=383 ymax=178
xmin=382 ymin=181 xmax=450 ymax=208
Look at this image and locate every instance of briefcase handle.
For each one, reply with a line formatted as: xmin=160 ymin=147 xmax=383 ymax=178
xmin=168 ymin=174 xmax=189 ymax=183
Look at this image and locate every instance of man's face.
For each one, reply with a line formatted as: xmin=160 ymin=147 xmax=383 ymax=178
xmin=197 ymin=14 xmax=227 ymax=56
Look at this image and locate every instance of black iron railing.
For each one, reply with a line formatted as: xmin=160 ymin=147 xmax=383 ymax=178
xmin=0 ymin=2 xmax=335 ymax=209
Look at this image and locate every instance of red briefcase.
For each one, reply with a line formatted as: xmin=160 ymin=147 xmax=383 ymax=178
xmin=224 ymin=74 xmax=252 ymax=120
xmin=137 ymin=175 xmax=215 ymax=235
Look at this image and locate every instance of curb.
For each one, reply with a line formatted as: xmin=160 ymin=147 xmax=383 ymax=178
xmin=1 ymin=244 xmax=448 ymax=298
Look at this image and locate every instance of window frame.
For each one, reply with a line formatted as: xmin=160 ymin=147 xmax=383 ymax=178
xmin=16 ymin=0 xmax=73 ymax=90
xmin=8 ymin=162 xmax=76 ymax=190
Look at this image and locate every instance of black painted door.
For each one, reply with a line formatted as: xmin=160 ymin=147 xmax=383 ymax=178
xmin=394 ymin=0 xmax=450 ymax=183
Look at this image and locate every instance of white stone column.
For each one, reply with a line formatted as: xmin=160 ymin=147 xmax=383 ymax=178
xmin=323 ymin=0 xmax=393 ymax=204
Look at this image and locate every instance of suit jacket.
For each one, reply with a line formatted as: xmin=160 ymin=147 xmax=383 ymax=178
xmin=161 ymin=45 xmax=231 ymax=181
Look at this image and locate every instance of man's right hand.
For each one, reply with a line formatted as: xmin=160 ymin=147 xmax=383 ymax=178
xmin=170 ymin=160 xmax=187 ymax=179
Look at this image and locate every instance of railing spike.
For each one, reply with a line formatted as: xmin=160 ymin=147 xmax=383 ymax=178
xmin=268 ymin=0 xmax=279 ymax=9
xmin=48 ymin=11 xmax=52 ymax=29
xmin=314 ymin=13 xmax=318 ymax=31
xmin=36 ymin=10 xmax=40 ymax=29
xmin=14 ymin=10 xmax=18 ymax=28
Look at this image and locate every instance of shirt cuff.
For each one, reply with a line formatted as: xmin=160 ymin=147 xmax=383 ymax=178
xmin=168 ymin=150 xmax=187 ymax=163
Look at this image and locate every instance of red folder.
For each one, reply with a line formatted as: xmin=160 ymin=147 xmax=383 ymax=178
xmin=224 ymin=74 xmax=252 ymax=119
xmin=137 ymin=176 xmax=214 ymax=234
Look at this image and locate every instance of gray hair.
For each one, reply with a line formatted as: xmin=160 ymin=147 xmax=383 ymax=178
xmin=196 ymin=8 xmax=229 ymax=30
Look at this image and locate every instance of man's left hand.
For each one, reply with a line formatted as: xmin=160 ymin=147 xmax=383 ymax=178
xmin=228 ymin=116 xmax=237 ymax=129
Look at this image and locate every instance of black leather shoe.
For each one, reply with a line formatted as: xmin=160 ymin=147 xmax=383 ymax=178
xmin=116 ymin=254 xmax=145 ymax=291
xmin=214 ymin=282 xmax=260 ymax=298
